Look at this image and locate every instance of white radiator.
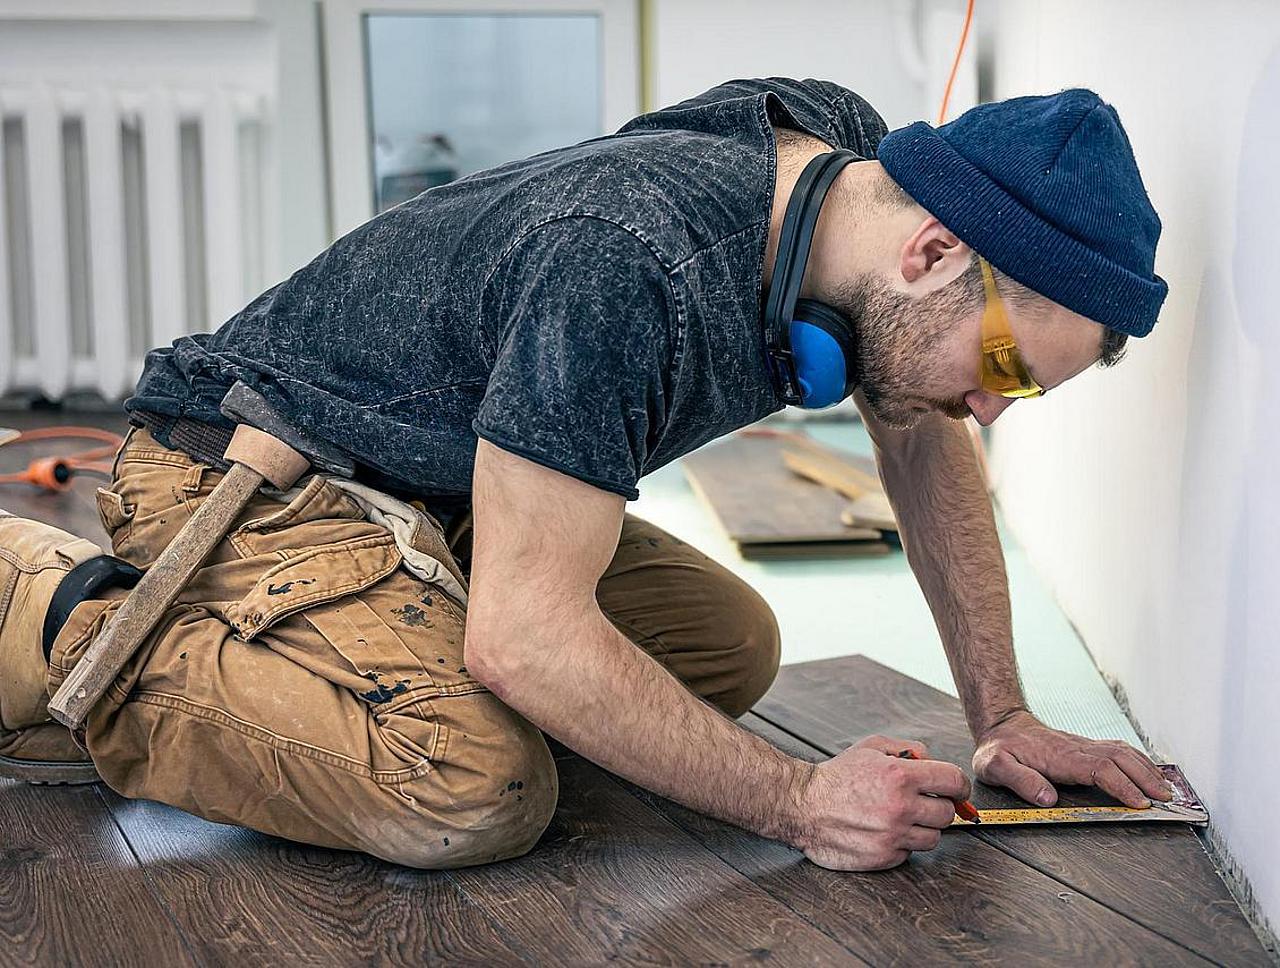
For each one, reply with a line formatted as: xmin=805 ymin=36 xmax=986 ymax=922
xmin=0 ymin=15 xmax=279 ymax=402
xmin=0 ymin=86 xmax=273 ymax=401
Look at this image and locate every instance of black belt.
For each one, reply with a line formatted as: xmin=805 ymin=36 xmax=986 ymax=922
xmin=43 ymin=556 xmax=144 ymax=663
xmin=134 ymin=411 xmax=236 ymax=471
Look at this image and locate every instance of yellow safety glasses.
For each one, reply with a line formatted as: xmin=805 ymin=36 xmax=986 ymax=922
xmin=978 ymin=257 xmax=1045 ymax=399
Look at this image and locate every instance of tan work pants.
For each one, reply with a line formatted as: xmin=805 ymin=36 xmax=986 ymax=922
xmin=48 ymin=430 xmax=780 ymax=868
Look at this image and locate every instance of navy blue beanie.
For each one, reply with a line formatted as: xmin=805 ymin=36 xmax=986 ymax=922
xmin=876 ymin=89 xmax=1167 ymax=337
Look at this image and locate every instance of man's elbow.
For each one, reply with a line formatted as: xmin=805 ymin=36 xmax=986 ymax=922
xmin=464 ymin=622 xmax=531 ymax=701
xmin=464 ymin=629 xmax=509 ymax=692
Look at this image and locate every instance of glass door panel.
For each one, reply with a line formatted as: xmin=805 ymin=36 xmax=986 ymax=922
xmin=364 ymin=13 xmax=602 ymax=212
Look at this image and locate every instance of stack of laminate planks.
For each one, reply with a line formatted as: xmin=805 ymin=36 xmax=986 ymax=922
xmin=682 ymin=428 xmax=899 ymax=560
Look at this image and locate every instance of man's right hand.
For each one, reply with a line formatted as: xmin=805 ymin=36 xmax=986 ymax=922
xmin=793 ymin=735 xmax=971 ymax=871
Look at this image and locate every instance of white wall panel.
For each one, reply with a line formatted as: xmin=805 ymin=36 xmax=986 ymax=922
xmin=987 ymin=0 xmax=1280 ymax=938
xmin=648 ymin=0 xmax=967 ymax=130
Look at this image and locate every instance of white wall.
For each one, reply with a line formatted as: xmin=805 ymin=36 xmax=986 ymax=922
xmin=649 ymin=0 xmax=976 ymax=130
xmin=986 ymin=0 xmax=1280 ymax=936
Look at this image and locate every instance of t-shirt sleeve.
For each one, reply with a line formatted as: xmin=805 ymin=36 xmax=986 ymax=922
xmin=473 ymin=216 xmax=676 ymax=501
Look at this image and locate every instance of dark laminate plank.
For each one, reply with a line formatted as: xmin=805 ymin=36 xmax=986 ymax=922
xmin=971 ymin=824 xmax=1274 ymax=968
xmin=753 ymin=656 xmax=986 ymax=795
xmin=97 ymin=788 xmax=528 ymax=968
xmin=682 ymin=433 xmax=885 ymax=547
xmin=100 ymin=753 xmax=866 ymax=967
xmin=751 ymin=656 xmax=1271 ymax=966
xmin=452 ymin=756 xmax=868 ymax=967
xmin=0 ymin=779 xmax=194 ymax=967
xmin=622 ymin=714 xmax=1217 ymax=967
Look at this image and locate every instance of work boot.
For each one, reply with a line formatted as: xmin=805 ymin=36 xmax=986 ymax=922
xmin=0 ymin=509 xmax=107 ymax=784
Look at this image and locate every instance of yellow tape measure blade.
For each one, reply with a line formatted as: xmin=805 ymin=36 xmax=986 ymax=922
xmin=951 ymin=802 xmax=1208 ymax=827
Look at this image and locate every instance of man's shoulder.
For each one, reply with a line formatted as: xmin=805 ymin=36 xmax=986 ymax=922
xmin=624 ymin=77 xmax=889 ymax=159
xmin=494 ymin=129 xmax=771 ymax=272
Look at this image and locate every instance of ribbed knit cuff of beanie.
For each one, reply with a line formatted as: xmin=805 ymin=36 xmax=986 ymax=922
xmin=876 ymin=88 xmax=1168 ymax=338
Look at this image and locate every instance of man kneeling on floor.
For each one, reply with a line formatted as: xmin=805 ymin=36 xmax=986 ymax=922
xmin=1 ymin=78 xmax=1176 ymax=871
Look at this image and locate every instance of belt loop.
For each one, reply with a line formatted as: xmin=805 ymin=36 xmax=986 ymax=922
xmin=179 ymin=463 xmax=207 ymax=495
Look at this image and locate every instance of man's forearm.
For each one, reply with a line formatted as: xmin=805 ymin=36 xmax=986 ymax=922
xmin=876 ymin=416 xmax=1026 ymax=737
xmin=468 ymin=606 xmax=812 ymax=845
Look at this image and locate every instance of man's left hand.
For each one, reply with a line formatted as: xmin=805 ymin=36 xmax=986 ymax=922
xmin=972 ymin=710 xmax=1175 ymax=808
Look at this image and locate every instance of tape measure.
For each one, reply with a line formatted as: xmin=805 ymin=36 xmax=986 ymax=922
xmin=950 ymin=800 xmax=1209 ymax=827
xmin=946 ymin=763 xmax=1209 ymax=827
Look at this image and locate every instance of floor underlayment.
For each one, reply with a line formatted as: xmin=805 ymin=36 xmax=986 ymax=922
xmin=635 ymin=417 xmax=1145 ymax=749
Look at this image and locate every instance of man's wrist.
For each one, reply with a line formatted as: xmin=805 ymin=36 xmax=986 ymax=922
xmin=972 ymin=701 xmax=1032 ymax=739
xmin=760 ymin=752 xmax=817 ymax=849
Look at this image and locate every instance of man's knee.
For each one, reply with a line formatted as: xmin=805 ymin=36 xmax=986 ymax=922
xmin=387 ymin=715 xmax=560 ymax=869
xmin=710 ymin=587 xmax=781 ymax=718
xmin=455 ymin=725 xmax=560 ymax=865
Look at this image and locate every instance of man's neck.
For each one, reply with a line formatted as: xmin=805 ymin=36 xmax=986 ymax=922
xmin=762 ymin=128 xmax=883 ymax=303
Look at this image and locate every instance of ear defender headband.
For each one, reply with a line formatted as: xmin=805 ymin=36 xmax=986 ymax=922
xmin=763 ymin=150 xmax=861 ymax=409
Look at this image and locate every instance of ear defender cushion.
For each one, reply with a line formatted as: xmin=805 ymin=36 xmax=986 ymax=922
xmin=789 ymin=299 xmax=858 ymax=408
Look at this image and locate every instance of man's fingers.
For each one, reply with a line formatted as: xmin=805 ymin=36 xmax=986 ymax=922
xmin=900 ymin=825 xmax=943 ymax=852
xmin=910 ymin=760 xmax=972 ymax=802
xmin=1081 ymin=757 xmax=1150 ymax=808
xmin=855 ymin=734 xmax=928 ymax=758
xmin=1112 ymin=746 xmax=1174 ymax=800
xmin=911 ymin=794 xmax=959 ymax=831
xmin=978 ymin=749 xmax=1058 ymax=806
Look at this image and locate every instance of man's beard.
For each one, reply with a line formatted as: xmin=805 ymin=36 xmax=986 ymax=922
xmin=827 ymin=273 xmax=972 ymax=429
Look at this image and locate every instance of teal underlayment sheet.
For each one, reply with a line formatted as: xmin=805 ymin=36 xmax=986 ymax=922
xmin=633 ymin=417 xmax=1142 ymax=748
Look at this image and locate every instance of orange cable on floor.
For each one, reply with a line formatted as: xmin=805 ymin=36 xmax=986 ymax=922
xmin=0 ymin=426 xmax=124 ymax=492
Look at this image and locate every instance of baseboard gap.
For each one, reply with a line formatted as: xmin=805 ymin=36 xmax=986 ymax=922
xmin=1101 ymin=670 xmax=1279 ymax=963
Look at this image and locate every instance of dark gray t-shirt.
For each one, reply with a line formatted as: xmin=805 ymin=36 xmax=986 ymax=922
xmin=128 ymin=78 xmax=887 ymax=501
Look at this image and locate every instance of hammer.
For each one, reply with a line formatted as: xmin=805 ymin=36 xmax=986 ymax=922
xmin=45 ymin=381 xmax=345 ymax=727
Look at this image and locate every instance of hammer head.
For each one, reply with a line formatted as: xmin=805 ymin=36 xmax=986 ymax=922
xmin=224 ymin=425 xmax=310 ymax=490
xmin=220 ymin=382 xmax=356 ymax=478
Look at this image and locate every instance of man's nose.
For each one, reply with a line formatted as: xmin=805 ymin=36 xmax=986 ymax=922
xmin=964 ymin=390 xmax=1017 ymax=427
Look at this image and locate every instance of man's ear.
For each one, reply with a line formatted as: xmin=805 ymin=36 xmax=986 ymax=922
xmin=899 ymin=216 xmax=970 ymax=288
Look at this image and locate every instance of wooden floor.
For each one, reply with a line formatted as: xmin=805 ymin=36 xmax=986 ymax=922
xmin=1 ymin=414 xmax=1273 ymax=966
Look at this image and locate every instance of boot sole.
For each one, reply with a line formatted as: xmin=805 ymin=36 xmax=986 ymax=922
xmin=0 ymin=753 xmax=100 ymax=785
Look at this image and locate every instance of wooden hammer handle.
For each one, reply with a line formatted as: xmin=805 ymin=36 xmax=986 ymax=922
xmin=48 ymin=463 xmax=265 ymax=730
xmin=47 ymin=423 xmax=310 ymax=730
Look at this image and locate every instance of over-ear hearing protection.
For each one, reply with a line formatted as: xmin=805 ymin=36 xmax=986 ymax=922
xmin=763 ymin=149 xmax=861 ymax=409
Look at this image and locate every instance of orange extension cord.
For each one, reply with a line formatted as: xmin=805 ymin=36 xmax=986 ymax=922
xmin=938 ymin=0 xmax=993 ymax=485
xmin=0 ymin=426 xmax=123 ymax=492
xmin=938 ymin=0 xmax=976 ymax=127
